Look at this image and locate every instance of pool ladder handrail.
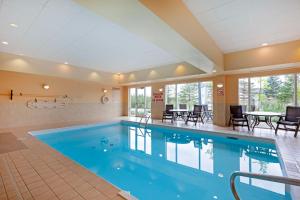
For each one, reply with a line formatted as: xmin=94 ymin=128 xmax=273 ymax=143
xmin=138 ymin=114 xmax=151 ymax=127
xmin=230 ymin=171 xmax=300 ymax=200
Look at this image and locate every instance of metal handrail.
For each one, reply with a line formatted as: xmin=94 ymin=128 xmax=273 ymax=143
xmin=138 ymin=114 xmax=151 ymax=127
xmin=230 ymin=171 xmax=300 ymax=200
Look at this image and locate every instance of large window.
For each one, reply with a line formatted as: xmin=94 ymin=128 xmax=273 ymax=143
xmin=129 ymin=87 xmax=151 ymax=116
xmin=297 ymin=74 xmax=300 ymax=106
xmin=165 ymin=81 xmax=213 ymax=110
xmin=239 ymin=74 xmax=297 ymax=112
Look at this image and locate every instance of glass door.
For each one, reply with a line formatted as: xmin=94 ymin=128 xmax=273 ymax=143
xmin=129 ymin=87 xmax=151 ymax=116
xmin=136 ymin=88 xmax=145 ymax=115
xmin=129 ymin=88 xmax=137 ymax=116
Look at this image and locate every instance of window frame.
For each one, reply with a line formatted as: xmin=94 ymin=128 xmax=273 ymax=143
xmin=238 ymin=73 xmax=299 ymax=112
xmin=165 ymin=81 xmax=213 ymax=110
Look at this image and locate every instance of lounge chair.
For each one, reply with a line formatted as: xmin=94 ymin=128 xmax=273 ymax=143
xmin=275 ymin=106 xmax=300 ymax=137
xmin=162 ymin=104 xmax=174 ymax=123
xmin=229 ymin=105 xmax=250 ymax=131
xmin=202 ymin=104 xmax=213 ymax=121
xmin=186 ymin=105 xmax=203 ymax=125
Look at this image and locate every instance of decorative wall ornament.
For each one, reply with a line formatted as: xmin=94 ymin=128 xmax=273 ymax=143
xmin=27 ymin=95 xmax=72 ymax=109
xmin=152 ymin=92 xmax=163 ymax=103
xmin=101 ymin=95 xmax=110 ymax=104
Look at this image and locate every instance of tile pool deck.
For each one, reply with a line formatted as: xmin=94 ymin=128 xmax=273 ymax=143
xmin=0 ymin=117 xmax=299 ymax=200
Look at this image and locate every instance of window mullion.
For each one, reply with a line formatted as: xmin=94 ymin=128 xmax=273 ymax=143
xmin=175 ymin=84 xmax=178 ymax=108
xmin=248 ymin=77 xmax=251 ymax=111
xmin=198 ymin=82 xmax=202 ymax=105
xmin=295 ymin=73 xmax=298 ymax=106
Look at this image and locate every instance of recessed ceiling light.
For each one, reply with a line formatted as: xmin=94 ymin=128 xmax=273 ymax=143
xmin=10 ymin=23 xmax=18 ymax=28
xmin=261 ymin=43 xmax=268 ymax=46
xmin=2 ymin=41 xmax=8 ymax=45
xmin=64 ymin=62 xmax=68 ymax=65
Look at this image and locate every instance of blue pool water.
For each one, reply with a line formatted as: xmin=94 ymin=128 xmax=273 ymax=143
xmin=34 ymin=122 xmax=292 ymax=200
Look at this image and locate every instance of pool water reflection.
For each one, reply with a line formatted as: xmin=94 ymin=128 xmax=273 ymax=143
xmin=36 ymin=123 xmax=291 ymax=200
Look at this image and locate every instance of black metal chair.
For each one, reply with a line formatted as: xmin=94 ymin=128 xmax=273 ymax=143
xmin=229 ymin=105 xmax=250 ymax=131
xmin=186 ymin=105 xmax=203 ymax=125
xmin=162 ymin=104 xmax=174 ymax=123
xmin=275 ymin=106 xmax=300 ymax=137
xmin=202 ymin=105 xmax=213 ymax=121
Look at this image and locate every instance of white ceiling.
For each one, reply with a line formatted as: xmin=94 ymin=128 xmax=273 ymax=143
xmin=183 ymin=0 xmax=300 ymax=53
xmin=0 ymin=0 xmax=181 ymax=73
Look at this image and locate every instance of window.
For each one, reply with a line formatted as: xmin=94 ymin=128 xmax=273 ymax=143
xmin=200 ymin=81 xmax=213 ymax=110
xmin=239 ymin=74 xmax=296 ymax=112
xmin=165 ymin=81 xmax=213 ymax=110
xmin=177 ymin=83 xmax=199 ymax=110
xmin=238 ymin=78 xmax=249 ymax=108
xmin=165 ymin=84 xmax=176 ymax=106
xmin=297 ymin=74 xmax=300 ymax=106
xmin=129 ymin=88 xmax=136 ymax=116
xmin=128 ymin=87 xmax=152 ymax=116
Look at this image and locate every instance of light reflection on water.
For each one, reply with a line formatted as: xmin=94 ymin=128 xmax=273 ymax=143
xmin=36 ymin=124 xmax=291 ymax=200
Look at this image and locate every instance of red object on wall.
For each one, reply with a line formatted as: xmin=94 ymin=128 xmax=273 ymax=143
xmin=217 ymin=88 xmax=224 ymax=96
xmin=152 ymin=92 xmax=164 ymax=103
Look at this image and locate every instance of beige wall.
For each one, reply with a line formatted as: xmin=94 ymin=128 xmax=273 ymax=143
xmin=0 ymin=70 xmax=124 ymax=129
xmin=225 ymin=40 xmax=300 ymax=70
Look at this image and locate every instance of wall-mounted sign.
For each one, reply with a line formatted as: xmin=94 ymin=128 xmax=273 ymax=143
xmin=217 ymin=87 xmax=224 ymax=96
xmin=152 ymin=92 xmax=163 ymax=103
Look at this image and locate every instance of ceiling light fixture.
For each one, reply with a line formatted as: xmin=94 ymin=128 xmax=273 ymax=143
xmin=64 ymin=62 xmax=68 ymax=65
xmin=43 ymin=84 xmax=50 ymax=90
xmin=217 ymin=83 xmax=224 ymax=88
xmin=10 ymin=23 xmax=18 ymax=28
xmin=261 ymin=43 xmax=268 ymax=46
xmin=2 ymin=41 xmax=8 ymax=45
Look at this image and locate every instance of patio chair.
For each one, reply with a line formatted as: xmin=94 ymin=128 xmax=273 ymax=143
xmin=229 ymin=105 xmax=250 ymax=131
xmin=275 ymin=106 xmax=300 ymax=137
xmin=162 ymin=104 xmax=174 ymax=123
xmin=186 ymin=105 xmax=203 ymax=125
xmin=202 ymin=105 xmax=213 ymax=121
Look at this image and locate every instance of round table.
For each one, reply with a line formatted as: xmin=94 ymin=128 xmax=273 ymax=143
xmin=169 ymin=109 xmax=189 ymax=121
xmin=245 ymin=111 xmax=283 ymax=130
